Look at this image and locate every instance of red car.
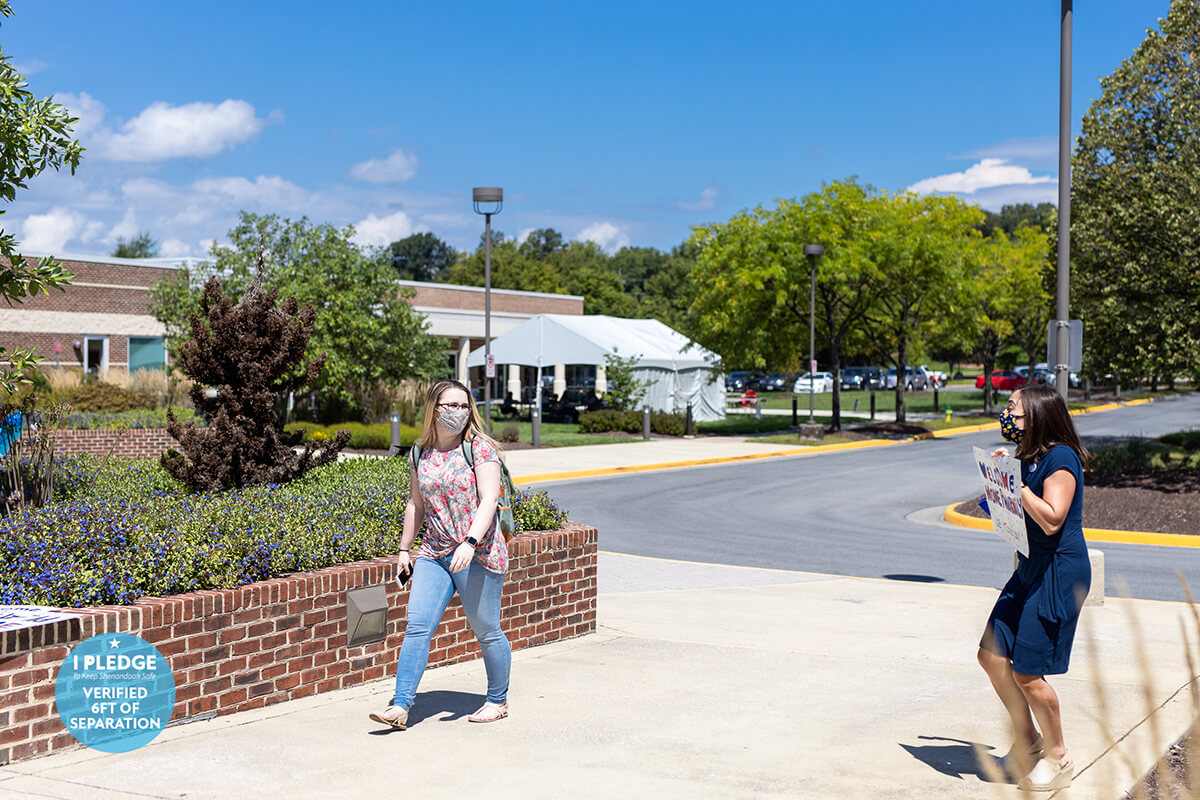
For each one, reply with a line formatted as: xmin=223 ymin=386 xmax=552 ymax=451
xmin=975 ymin=370 xmax=1028 ymax=391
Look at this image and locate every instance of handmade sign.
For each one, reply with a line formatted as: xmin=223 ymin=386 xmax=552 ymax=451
xmin=972 ymin=447 xmax=1028 ymax=557
xmin=0 ymin=605 xmax=80 ymax=633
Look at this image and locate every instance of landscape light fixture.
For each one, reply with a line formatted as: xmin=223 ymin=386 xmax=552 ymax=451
xmin=473 ymin=187 xmax=503 ymax=433
xmin=803 ymin=244 xmax=824 ymax=424
xmin=345 ymin=584 xmax=389 ymax=648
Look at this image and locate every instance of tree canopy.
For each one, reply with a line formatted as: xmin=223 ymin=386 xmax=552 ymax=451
xmin=1072 ymin=0 xmax=1200 ymax=386
xmin=149 ymin=213 xmax=446 ymax=420
xmin=386 ymin=232 xmax=456 ymax=282
xmin=0 ymin=0 xmax=82 ymax=392
xmin=111 ymin=232 xmax=159 ymax=259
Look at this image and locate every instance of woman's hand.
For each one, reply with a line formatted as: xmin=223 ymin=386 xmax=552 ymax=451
xmin=991 ymin=447 xmax=1011 ymax=459
xmin=450 ymin=542 xmax=475 ymax=573
xmin=396 ymin=550 xmax=413 ymax=585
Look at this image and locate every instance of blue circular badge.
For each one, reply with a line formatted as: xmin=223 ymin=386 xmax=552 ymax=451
xmin=55 ymin=633 xmax=176 ymax=753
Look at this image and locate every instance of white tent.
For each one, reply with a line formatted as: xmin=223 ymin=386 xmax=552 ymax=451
xmin=467 ymin=314 xmax=726 ymax=421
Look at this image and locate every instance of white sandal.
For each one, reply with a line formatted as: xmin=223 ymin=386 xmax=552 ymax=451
xmin=467 ymin=702 xmax=508 ymax=723
xmin=1019 ymin=754 xmax=1074 ymax=791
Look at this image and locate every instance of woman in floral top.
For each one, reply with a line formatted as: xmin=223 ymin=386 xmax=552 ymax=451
xmin=370 ymin=380 xmax=510 ymax=730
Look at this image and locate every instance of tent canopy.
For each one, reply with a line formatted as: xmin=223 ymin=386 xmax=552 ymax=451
xmin=466 ymin=314 xmax=718 ymax=370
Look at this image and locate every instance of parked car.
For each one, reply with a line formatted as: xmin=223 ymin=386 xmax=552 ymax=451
xmin=1014 ymin=364 xmax=1053 ymax=385
xmin=885 ymin=366 xmax=927 ymax=391
xmin=761 ymin=372 xmax=792 ymax=392
xmin=975 ymin=370 xmax=1028 ymax=391
xmin=840 ymin=366 xmax=884 ymax=391
xmin=917 ymin=365 xmax=946 ymax=388
xmin=726 ymin=371 xmax=751 ymax=392
xmin=793 ymin=371 xmax=834 ymax=393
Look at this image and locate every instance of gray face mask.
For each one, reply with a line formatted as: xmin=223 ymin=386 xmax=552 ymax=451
xmin=437 ymin=407 xmax=470 ymax=435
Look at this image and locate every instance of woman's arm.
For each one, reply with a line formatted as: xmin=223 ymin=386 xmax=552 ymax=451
xmin=449 ymin=459 xmax=501 ymax=572
xmin=397 ymin=465 xmax=424 ymax=575
xmin=1021 ymin=468 xmax=1076 ymax=536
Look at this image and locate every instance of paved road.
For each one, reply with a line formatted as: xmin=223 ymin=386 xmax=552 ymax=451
xmin=534 ymin=394 xmax=1200 ymax=602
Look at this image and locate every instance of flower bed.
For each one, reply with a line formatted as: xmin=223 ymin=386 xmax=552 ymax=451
xmin=3 ymin=456 xmax=568 ymax=606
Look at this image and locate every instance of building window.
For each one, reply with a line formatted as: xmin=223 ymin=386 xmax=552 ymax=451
xmin=83 ymin=336 xmax=108 ymax=376
xmin=128 ymin=336 xmax=167 ymax=372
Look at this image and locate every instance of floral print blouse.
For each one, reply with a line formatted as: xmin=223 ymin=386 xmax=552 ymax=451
xmin=414 ymin=437 xmax=507 ymax=573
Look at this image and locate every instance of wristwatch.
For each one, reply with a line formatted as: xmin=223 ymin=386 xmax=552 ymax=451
xmin=464 ymin=536 xmax=479 ymax=548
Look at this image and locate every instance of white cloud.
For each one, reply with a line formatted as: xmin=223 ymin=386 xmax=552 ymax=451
xmin=578 ymin=222 xmax=630 ymax=253
xmin=81 ymin=220 xmax=105 ymax=243
xmin=192 ymin=175 xmax=313 ymax=210
xmin=516 ymin=228 xmax=535 ymax=245
xmin=351 ymin=210 xmax=423 ymax=247
xmin=349 ymin=149 xmax=419 ymax=184
xmin=56 ymin=92 xmax=109 ymax=140
xmin=952 ymin=137 xmax=1058 ymax=163
xmin=158 ymin=238 xmax=192 ymax=257
xmin=20 ymin=208 xmax=90 ymax=252
xmin=13 ymin=59 xmax=49 ymax=75
xmin=677 ymin=183 xmax=720 ymax=212
xmin=907 ymin=158 xmax=1054 ymax=196
xmin=96 ymin=99 xmax=272 ymax=161
xmin=106 ymin=207 xmax=140 ymax=245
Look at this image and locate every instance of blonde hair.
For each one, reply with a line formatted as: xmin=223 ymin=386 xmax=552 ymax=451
xmin=416 ymin=379 xmax=501 ymax=453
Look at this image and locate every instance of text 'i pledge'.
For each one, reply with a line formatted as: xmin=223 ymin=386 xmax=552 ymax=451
xmin=73 ymin=653 xmax=159 ymax=671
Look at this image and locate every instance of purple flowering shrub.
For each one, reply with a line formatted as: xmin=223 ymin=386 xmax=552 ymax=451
xmin=1 ymin=456 xmax=570 ymax=607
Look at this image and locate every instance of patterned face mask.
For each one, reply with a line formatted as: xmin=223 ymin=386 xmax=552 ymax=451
xmin=998 ymin=411 xmax=1024 ymax=444
xmin=437 ymin=407 xmax=471 ymax=435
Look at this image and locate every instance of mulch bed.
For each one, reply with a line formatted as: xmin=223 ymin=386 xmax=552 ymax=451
xmin=952 ymin=468 xmax=1200 ymax=536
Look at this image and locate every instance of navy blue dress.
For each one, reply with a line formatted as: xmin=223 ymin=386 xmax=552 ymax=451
xmin=981 ymin=444 xmax=1091 ymax=675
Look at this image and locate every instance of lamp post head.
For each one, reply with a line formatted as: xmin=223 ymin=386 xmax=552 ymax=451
xmin=803 ymin=244 xmax=824 ymax=256
xmin=473 ymin=187 xmax=503 ymax=216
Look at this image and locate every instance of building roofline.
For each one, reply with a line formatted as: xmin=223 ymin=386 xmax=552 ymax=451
xmin=18 ymin=251 xmax=207 ymax=270
xmin=397 ymin=279 xmax=583 ymax=302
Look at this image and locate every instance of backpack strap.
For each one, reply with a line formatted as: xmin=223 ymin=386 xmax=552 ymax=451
xmin=461 ymin=438 xmax=475 ymax=467
xmin=407 ymin=444 xmax=423 ymax=472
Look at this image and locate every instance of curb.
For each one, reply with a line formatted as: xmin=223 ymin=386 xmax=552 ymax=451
xmin=942 ymin=503 xmax=1200 ymax=549
xmin=513 ymin=438 xmax=897 ymax=485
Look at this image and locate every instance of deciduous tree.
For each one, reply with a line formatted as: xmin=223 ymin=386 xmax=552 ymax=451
xmin=0 ymin=1 xmax=82 ymax=393
xmin=1072 ymin=0 xmax=1200 ymax=387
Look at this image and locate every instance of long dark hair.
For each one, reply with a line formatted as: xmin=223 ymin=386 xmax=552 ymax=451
xmin=1014 ymin=384 xmax=1091 ymax=467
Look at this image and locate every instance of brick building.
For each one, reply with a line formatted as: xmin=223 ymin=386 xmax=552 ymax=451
xmin=0 ymin=254 xmax=584 ymax=395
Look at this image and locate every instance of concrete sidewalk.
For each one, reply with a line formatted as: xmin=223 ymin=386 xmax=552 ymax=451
xmin=1 ymin=554 xmax=1193 ymax=799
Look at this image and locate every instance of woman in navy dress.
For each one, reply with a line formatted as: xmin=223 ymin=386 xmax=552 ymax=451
xmin=977 ymin=384 xmax=1091 ymax=791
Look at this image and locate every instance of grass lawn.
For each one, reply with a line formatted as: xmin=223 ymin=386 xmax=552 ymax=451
xmin=732 ymin=389 xmax=999 ymax=415
xmin=487 ymin=420 xmax=643 ymax=447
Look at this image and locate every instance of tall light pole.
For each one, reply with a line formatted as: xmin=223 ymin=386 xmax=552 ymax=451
xmin=803 ymin=244 xmax=824 ymax=424
xmin=1054 ymin=0 xmax=1072 ymax=400
xmin=473 ymin=187 xmax=503 ymax=432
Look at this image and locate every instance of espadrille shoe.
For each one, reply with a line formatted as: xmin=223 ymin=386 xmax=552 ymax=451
xmin=467 ymin=702 xmax=508 ymax=723
xmin=369 ymin=705 xmax=408 ymax=730
xmin=1019 ymin=754 xmax=1073 ymax=791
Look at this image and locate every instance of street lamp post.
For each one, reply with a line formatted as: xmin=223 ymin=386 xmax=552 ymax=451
xmin=1054 ymin=0 xmax=1072 ymax=401
xmin=473 ymin=187 xmax=503 ymax=432
xmin=803 ymin=244 xmax=824 ymax=424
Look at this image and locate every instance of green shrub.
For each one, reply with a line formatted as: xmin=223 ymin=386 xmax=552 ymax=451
xmin=650 ymin=412 xmax=686 ymax=436
xmin=1089 ymin=438 xmax=1160 ymax=476
xmin=579 ymin=409 xmax=686 ymax=436
xmin=61 ymin=407 xmax=201 ymax=430
xmin=1159 ymin=431 xmax=1200 ymax=451
xmin=284 ymin=421 xmax=418 ymax=450
xmin=498 ymin=423 xmax=519 ymax=443
xmin=2 ymin=456 xmax=571 ymax=606
xmin=65 ymin=381 xmax=157 ymax=413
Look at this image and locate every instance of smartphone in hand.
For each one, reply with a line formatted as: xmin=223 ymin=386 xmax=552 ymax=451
xmin=396 ymin=565 xmax=412 ymax=587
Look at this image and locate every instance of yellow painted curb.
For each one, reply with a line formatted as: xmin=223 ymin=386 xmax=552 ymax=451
xmin=921 ymin=396 xmax=1154 ymax=439
xmin=513 ymin=438 xmax=896 ymax=485
xmin=942 ymin=503 xmax=1200 ymax=548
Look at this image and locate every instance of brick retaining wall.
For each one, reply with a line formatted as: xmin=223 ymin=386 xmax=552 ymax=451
xmin=0 ymin=524 xmax=597 ymax=765
xmin=55 ymin=428 xmax=176 ymax=459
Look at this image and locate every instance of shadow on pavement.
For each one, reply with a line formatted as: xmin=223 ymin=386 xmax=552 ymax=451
xmin=882 ymin=574 xmax=946 ymax=583
xmin=406 ymin=690 xmax=485 ymax=726
xmin=900 ymin=735 xmax=1011 ymax=783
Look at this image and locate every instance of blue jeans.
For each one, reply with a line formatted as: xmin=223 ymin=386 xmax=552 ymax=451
xmin=391 ymin=555 xmax=510 ymax=710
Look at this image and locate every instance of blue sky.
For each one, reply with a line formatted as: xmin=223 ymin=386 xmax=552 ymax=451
xmin=6 ymin=0 xmax=1175 ymax=259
